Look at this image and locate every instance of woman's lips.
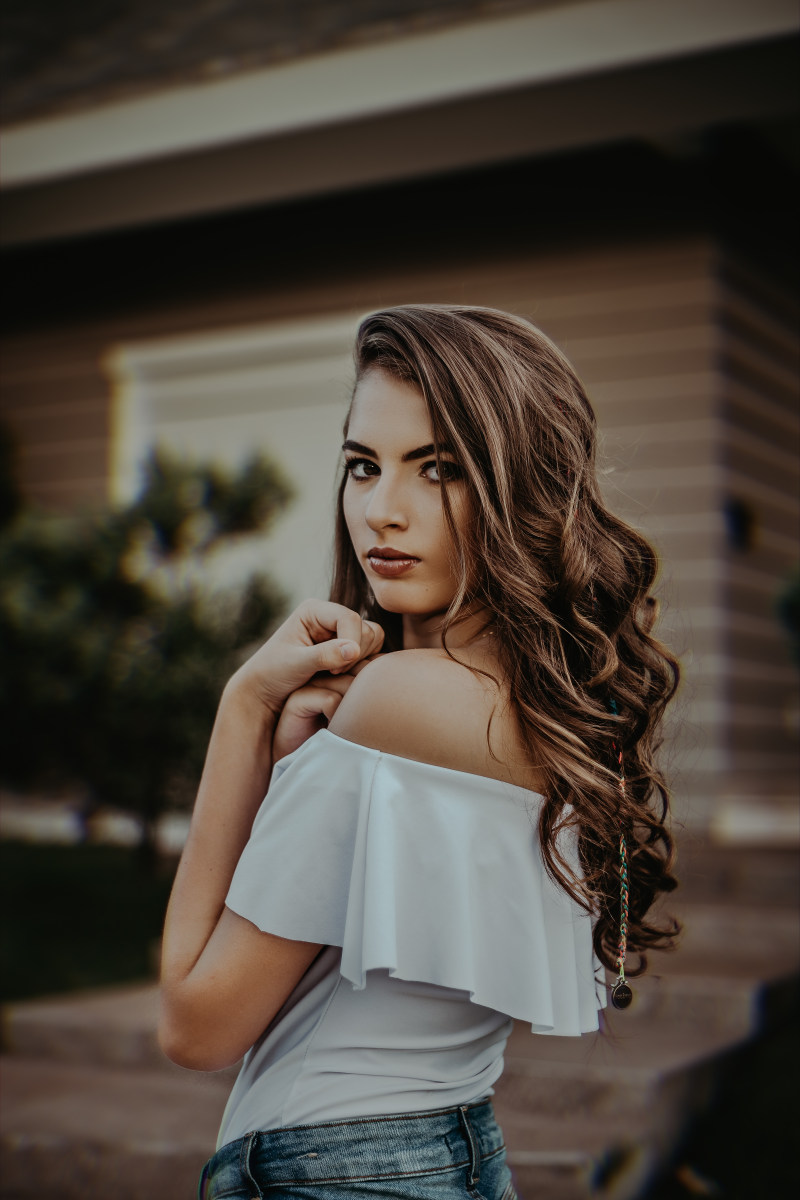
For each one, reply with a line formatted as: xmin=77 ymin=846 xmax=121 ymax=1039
xmin=367 ymin=549 xmax=420 ymax=578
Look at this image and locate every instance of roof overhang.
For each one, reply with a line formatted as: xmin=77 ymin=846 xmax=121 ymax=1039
xmin=1 ymin=0 xmax=798 ymax=245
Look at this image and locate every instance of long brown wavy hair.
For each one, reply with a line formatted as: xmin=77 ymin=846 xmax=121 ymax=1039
xmin=330 ymin=304 xmax=680 ymax=975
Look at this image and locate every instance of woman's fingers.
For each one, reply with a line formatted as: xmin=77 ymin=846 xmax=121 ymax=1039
xmin=287 ymin=684 xmax=350 ymax=721
xmin=305 ymin=673 xmax=353 ymax=697
xmin=296 ymin=600 xmax=364 ymax=649
xmin=271 ymin=681 xmax=354 ymax=761
xmin=229 ymin=601 xmax=385 ymax=717
xmin=296 ymin=605 xmax=384 ymax=676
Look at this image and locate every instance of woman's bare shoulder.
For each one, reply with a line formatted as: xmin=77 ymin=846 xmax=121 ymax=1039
xmin=327 ymin=649 xmax=540 ymax=788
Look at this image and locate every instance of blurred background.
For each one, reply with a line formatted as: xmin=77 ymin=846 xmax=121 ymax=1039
xmin=1 ymin=2 xmax=798 ymax=1198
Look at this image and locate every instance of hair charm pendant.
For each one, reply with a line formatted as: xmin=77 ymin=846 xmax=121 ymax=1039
xmin=611 ymin=975 xmax=633 ymax=1009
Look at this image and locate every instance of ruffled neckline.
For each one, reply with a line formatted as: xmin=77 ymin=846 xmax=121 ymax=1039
xmin=287 ymin=728 xmax=547 ymax=801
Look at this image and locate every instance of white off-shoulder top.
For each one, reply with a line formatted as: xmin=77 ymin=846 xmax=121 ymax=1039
xmin=216 ymin=729 xmax=606 ymax=1148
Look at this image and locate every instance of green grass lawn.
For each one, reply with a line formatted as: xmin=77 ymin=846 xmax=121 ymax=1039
xmin=0 ymin=841 xmax=176 ymax=1002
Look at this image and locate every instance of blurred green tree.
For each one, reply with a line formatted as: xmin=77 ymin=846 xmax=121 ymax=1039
xmin=0 ymin=431 xmax=292 ymax=864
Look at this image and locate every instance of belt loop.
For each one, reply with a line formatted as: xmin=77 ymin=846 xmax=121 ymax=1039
xmin=458 ymin=1104 xmax=480 ymax=1189
xmin=239 ymin=1131 xmax=262 ymax=1200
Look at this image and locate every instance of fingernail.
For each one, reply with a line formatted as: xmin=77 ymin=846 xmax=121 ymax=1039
xmin=339 ymin=641 xmax=358 ymax=660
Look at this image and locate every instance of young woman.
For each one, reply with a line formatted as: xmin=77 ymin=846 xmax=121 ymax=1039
xmin=159 ymin=305 xmax=679 ymax=1199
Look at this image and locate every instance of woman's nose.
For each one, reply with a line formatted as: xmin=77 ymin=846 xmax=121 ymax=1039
xmin=364 ymin=475 xmax=409 ymax=531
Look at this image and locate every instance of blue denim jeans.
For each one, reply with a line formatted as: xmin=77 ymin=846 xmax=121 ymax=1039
xmin=198 ymin=1097 xmax=519 ymax=1199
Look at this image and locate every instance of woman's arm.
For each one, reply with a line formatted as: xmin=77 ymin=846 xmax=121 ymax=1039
xmin=158 ymin=601 xmax=382 ymax=1071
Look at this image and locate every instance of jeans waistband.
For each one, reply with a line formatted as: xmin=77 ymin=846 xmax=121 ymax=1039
xmin=203 ymin=1097 xmax=503 ymax=1190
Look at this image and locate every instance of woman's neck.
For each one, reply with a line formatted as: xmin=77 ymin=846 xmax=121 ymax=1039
xmin=401 ymin=608 xmax=493 ymax=651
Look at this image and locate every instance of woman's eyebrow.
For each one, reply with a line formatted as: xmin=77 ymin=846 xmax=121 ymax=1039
xmin=342 ymin=440 xmax=454 ymax=462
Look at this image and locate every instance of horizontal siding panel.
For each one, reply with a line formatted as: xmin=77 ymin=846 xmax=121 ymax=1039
xmin=540 ymin=300 xmax=712 ymax=344
xmin=667 ymin=629 xmax=727 ymax=663
xmin=721 ymin=231 xmax=799 ymax=701
xmin=3 ymin=401 xmax=108 ymax=444
xmin=599 ymin=436 xmax=720 ymax=476
xmin=576 ymin=348 xmax=713 ymax=386
xmin=726 ymin=613 xmax=794 ymax=646
xmin=724 ymin=387 xmax=800 ymax=448
xmin=556 ymin=325 xmax=715 ymax=363
xmin=605 ymin=462 xmax=723 ymax=488
xmin=720 ymin=254 xmax=800 ymax=334
xmin=593 ymin=393 xmax=718 ymax=428
xmin=728 ymin=561 xmax=798 ymax=596
xmin=725 ymin=435 xmax=800 ymax=496
xmin=727 ymin=634 xmax=797 ymax=674
xmin=721 ymin=346 xmax=798 ymax=412
xmin=0 ymin=332 xmax=112 ymax=378
xmin=21 ymin=476 xmax=108 ymax=507
xmin=0 ymin=374 xmax=107 ymax=414
xmin=756 ymin=528 xmax=800 ymax=557
xmin=0 ymin=358 xmax=111 ymax=387
xmin=589 ymin=371 xmax=717 ymax=407
xmin=691 ymin=701 xmax=789 ymax=729
xmin=473 ymin=240 xmax=713 ymax=296
xmin=720 ymin=507 xmax=800 ymax=550
xmin=603 ymin=489 xmax=722 ymax=527
xmin=716 ymin=747 xmax=800 ymax=772
xmin=720 ymin=303 xmax=800 ymax=379
xmin=723 ymin=468 xmax=800 ymax=518
xmin=676 ymin=610 xmax=785 ymax=641
xmin=727 ymin=677 xmax=798 ymax=709
xmin=17 ymin=439 xmax=108 ymax=486
xmin=719 ymin=307 xmax=800 ymax=381
xmin=726 ymin=577 xmax=798 ymax=632
xmin=631 ymin=512 xmax=725 ymax=537
xmin=649 ymin=575 xmax=719 ymax=609
xmin=725 ymin=725 xmax=798 ymax=756
xmin=726 ymin=422 xmax=800 ymax=472
xmin=671 ymin=657 xmax=796 ymax=686
xmin=609 ymin=417 xmax=721 ymax=443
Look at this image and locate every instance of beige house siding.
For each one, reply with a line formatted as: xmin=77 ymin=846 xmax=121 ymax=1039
xmin=717 ymin=253 xmax=800 ymax=811
xmin=0 ymin=338 xmax=111 ymax=508
xmin=1 ymin=232 xmax=797 ymax=833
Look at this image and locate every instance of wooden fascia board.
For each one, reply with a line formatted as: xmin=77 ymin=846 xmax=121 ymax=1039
xmin=3 ymin=0 xmax=798 ymax=187
xmin=1 ymin=34 xmax=797 ymax=246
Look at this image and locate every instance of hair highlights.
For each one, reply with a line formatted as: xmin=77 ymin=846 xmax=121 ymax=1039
xmin=331 ymin=304 xmax=680 ymax=975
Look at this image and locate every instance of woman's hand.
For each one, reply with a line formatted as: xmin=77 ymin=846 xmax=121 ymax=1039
xmin=229 ymin=599 xmax=384 ymax=719
xmin=271 ymin=656 xmax=376 ymax=762
xmin=272 ymin=673 xmax=352 ymax=762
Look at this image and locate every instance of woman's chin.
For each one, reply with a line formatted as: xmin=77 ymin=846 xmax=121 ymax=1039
xmin=371 ymin=587 xmax=453 ymax=619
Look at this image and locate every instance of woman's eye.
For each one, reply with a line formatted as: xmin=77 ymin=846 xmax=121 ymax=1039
xmin=345 ymin=457 xmax=379 ymax=480
xmin=422 ymin=460 xmax=463 ymax=484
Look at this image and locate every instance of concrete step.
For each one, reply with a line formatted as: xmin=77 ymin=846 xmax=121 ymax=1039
xmin=0 ymin=1055 xmax=230 ymax=1200
xmin=1 ymin=983 xmax=240 ymax=1082
xmin=495 ymin=1104 xmax=700 ymax=1200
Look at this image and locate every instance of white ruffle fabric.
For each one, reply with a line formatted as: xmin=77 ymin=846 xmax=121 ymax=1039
xmin=226 ymin=729 xmax=606 ymax=1036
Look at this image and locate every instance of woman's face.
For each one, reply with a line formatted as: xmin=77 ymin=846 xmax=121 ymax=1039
xmin=342 ymin=369 xmax=468 ymax=625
